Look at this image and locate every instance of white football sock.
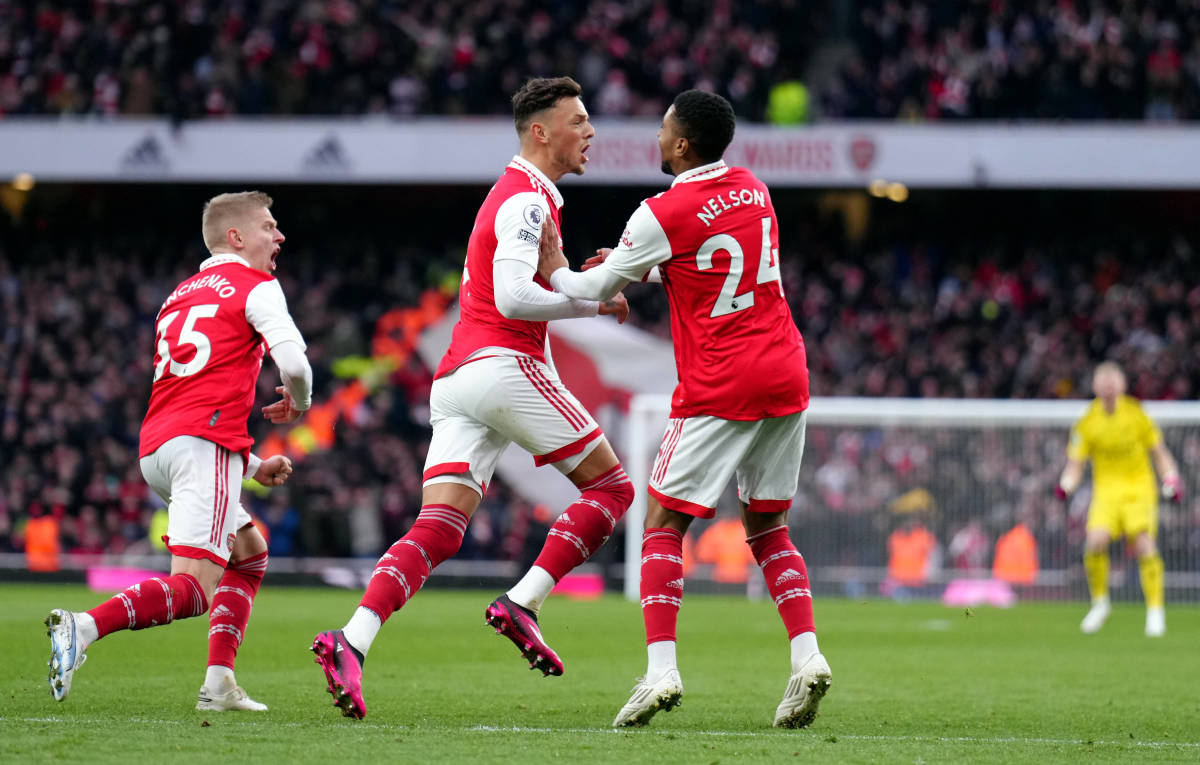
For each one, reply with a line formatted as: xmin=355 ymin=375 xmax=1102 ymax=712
xmin=75 ymin=611 xmax=99 ymax=648
xmin=790 ymin=631 xmax=820 ymax=671
xmin=506 ymin=566 xmax=556 ymax=615
xmin=342 ymin=606 xmax=382 ymax=656
xmin=204 ymin=664 xmax=235 ymax=692
xmin=646 ymin=640 xmax=677 ymax=680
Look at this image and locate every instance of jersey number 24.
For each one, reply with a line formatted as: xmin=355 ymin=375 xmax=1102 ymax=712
xmin=696 ymin=216 xmax=783 ymax=318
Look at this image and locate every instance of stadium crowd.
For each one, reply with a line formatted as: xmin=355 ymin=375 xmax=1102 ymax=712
xmin=0 ymin=0 xmax=823 ymax=122
xmin=3 ymin=187 xmax=1200 ymax=575
xmin=823 ymin=0 xmax=1200 ymax=121
xmin=5 ymin=0 xmax=1200 ymax=123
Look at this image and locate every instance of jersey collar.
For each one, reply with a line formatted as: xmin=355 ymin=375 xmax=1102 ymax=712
xmin=672 ymin=159 xmax=729 ymax=186
xmin=509 ymin=155 xmax=564 ymax=209
xmin=199 ymin=253 xmax=253 ymax=271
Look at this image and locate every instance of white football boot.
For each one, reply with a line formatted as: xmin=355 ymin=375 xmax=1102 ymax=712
xmin=1080 ymin=598 xmax=1111 ymax=634
xmin=1145 ymin=607 xmax=1165 ymax=638
xmin=773 ymin=652 xmax=832 ymax=728
xmin=46 ymin=609 xmax=88 ymax=702
xmin=196 ymin=682 xmax=268 ymax=711
xmin=612 ymin=669 xmax=683 ymax=727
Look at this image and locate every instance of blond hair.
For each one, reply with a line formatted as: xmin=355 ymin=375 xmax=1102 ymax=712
xmin=1092 ymin=360 xmax=1127 ymax=395
xmin=201 ymin=191 xmax=273 ymax=253
xmin=1093 ymin=360 xmax=1125 ymax=381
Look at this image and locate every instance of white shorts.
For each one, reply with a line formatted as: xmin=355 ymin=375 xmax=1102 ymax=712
xmin=140 ymin=435 xmax=251 ymax=565
xmin=424 ymin=354 xmax=603 ymax=494
xmin=649 ymin=411 xmax=806 ymax=518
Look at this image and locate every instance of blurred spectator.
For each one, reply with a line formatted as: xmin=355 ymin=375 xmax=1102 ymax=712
xmin=885 ymin=512 xmax=939 ymax=592
xmin=766 ymin=78 xmax=810 ymax=125
xmin=947 ymin=519 xmax=989 ymax=571
xmin=694 ymin=515 xmax=756 ymax=583
xmin=994 ymin=520 xmax=1039 ymax=585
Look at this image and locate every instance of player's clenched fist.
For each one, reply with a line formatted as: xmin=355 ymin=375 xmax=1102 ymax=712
xmin=253 ymin=454 xmax=293 ymax=487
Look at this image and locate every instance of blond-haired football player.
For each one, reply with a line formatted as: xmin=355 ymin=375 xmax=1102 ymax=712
xmin=1056 ymin=361 xmax=1181 ymax=637
xmin=46 ymin=191 xmax=312 ymax=709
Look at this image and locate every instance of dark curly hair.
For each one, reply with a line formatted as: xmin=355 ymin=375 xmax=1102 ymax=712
xmin=512 ymin=77 xmax=583 ymax=134
xmin=671 ymin=90 xmax=736 ymax=163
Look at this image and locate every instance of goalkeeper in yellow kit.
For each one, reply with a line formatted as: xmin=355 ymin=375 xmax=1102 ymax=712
xmin=1056 ymin=362 xmax=1181 ymax=637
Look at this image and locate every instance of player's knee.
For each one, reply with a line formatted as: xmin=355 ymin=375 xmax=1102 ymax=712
xmin=612 ymin=475 xmax=635 ymax=511
xmin=585 ymin=473 xmax=634 ymax=521
xmin=410 ymin=518 xmax=466 ymax=568
xmin=229 ymin=549 xmax=269 ymax=583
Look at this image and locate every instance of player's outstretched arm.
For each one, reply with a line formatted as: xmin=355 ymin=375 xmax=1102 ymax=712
xmin=1151 ymin=442 xmax=1183 ymax=502
xmin=583 ymin=249 xmax=662 ymax=283
xmin=1056 ymin=458 xmax=1085 ymax=500
xmin=252 ymin=454 xmax=293 ymax=487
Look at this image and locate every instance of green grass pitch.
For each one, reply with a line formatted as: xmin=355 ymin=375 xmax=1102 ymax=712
xmin=2 ymin=583 xmax=1198 ymax=763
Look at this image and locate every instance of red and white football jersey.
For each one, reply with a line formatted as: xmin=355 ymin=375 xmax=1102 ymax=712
xmin=436 ymin=156 xmax=565 ymax=378
xmin=139 ymin=255 xmax=306 ymax=459
xmin=598 ymin=161 xmax=809 ymax=420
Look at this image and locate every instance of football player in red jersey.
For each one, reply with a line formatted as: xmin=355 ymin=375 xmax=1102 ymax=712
xmin=310 ymin=78 xmax=634 ymax=720
xmin=46 ymin=191 xmax=312 ymax=712
xmin=539 ymin=90 xmax=831 ymax=729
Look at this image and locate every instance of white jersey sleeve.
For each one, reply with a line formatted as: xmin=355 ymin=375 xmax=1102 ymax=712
xmin=245 ymin=279 xmax=306 ymax=350
xmin=247 ymin=279 xmax=312 ymax=410
xmin=493 ymin=191 xmax=550 ymax=268
xmin=549 ymin=201 xmax=672 ymax=301
xmin=493 ymin=258 xmax=599 ymax=320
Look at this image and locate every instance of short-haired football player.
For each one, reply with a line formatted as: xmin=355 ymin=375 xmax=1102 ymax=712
xmin=46 ymin=191 xmax=313 ymax=711
xmin=538 ymin=89 xmax=831 ymax=729
xmin=1056 ymin=361 xmax=1181 ymax=637
xmin=310 ymin=77 xmax=634 ymax=719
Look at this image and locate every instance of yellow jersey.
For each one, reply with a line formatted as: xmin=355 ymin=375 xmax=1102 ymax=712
xmin=1068 ymin=395 xmax=1161 ymax=494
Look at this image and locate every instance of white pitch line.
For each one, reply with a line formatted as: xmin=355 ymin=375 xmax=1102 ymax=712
xmin=473 ymin=726 xmax=1200 ymax=749
xmin=5 ymin=718 xmax=1198 ymax=750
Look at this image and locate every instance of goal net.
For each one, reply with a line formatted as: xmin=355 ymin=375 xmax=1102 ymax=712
xmin=624 ymin=395 xmax=1200 ymax=604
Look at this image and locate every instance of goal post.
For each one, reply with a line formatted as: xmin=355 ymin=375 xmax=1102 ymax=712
xmin=624 ymin=395 xmax=1200 ymax=602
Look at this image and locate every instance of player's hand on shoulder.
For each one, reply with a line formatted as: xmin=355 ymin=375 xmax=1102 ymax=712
xmin=262 ymin=386 xmax=303 ymax=424
xmin=254 ymin=454 xmax=293 ymax=487
xmin=537 ymin=218 xmax=569 ymax=281
xmin=598 ymin=292 xmax=629 ymax=324
xmin=583 ymin=248 xmax=612 ymax=271
xmin=1162 ymin=475 xmax=1183 ymax=503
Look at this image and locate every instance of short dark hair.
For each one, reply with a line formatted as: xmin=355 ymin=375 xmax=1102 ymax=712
xmin=512 ymin=76 xmax=582 ymax=134
xmin=671 ymin=90 xmax=736 ymax=163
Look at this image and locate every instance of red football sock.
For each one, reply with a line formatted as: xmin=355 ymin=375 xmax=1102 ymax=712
xmin=87 ymin=572 xmax=209 ymax=639
xmin=532 ymin=465 xmax=633 ymax=581
xmin=207 ymin=551 xmax=267 ymax=670
xmin=359 ymin=504 xmax=468 ymax=623
xmin=747 ymin=525 xmax=815 ymax=638
xmin=640 ymin=527 xmax=685 ymax=644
